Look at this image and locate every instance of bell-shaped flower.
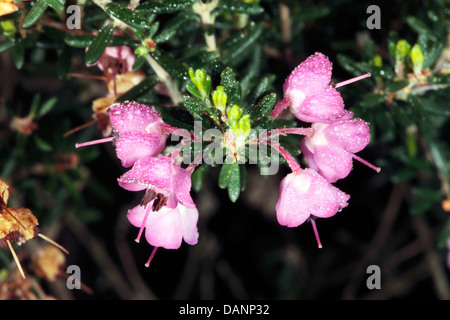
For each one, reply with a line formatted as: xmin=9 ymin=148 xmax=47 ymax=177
xmin=75 ymin=101 xmax=169 ymax=168
xmin=275 ymin=168 xmax=350 ymax=229
xmin=274 ymin=52 xmax=345 ymax=123
xmin=300 ymin=112 xmax=376 ymax=183
xmin=109 ymin=101 xmax=167 ymax=167
xmin=127 ymin=200 xmax=199 ymax=250
xmin=117 ymin=155 xmax=196 ymax=209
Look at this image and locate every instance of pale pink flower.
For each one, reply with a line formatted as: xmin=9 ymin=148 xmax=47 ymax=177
xmin=275 ymin=168 xmax=350 ymax=228
xmin=109 ymin=101 xmax=167 ymax=167
xmin=300 ymin=111 xmax=374 ymax=183
xmin=273 ymin=52 xmax=345 ymax=123
xmin=75 ymin=101 xmax=168 ymax=168
xmin=127 ymin=200 xmax=199 ymax=250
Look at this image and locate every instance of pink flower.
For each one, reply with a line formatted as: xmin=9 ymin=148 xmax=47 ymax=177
xmin=86 ymin=30 xmax=135 ymax=75
xmin=75 ymin=101 xmax=169 ymax=168
xmin=275 ymin=168 xmax=350 ymax=228
xmin=273 ymin=52 xmax=345 ymax=123
xmin=127 ymin=200 xmax=199 ymax=250
xmin=117 ymin=155 xmax=196 ymax=209
xmin=109 ymin=101 xmax=167 ymax=167
xmin=300 ymin=112 xmax=373 ymax=183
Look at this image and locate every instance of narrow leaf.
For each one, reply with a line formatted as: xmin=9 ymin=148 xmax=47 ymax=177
xmin=219 ymin=162 xmax=233 ymax=189
xmin=105 ymin=2 xmax=150 ymax=30
xmin=85 ymin=22 xmax=115 ymax=65
xmin=228 ymin=162 xmax=241 ymax=202
xmin=23 ymin=0 xmax=48 ymax=28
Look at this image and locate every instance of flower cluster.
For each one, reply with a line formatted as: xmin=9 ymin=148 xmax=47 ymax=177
xmin=76 ymin=52 xmax=379 ymax=265
xmin=76 ymin=101 xmax=199 ymax=266
xmin=271 ymin=52 xmax=379 ymax=246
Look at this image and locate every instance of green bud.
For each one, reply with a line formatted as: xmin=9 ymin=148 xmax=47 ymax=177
xmin=410 ymin=44 xmax=424 ymax=75
xmin=188 ymin=68 xmax=209 ymax=97
xmin=212 ymin=86 xmax=227 ymax=113
xmin=395 ymin=40 xmax=411 ymax=59
xmin=135 ymin=45 xmax=149 ymax=57
xmin=227 ymin=105 xmax=243 ymax=123
xmin=372 ymin=55 xmax=383 ymax=68
xmin=238 ymin=114 xmax=251 ymax=137
xmin=1 ymin=20 xmax=16 ymax=38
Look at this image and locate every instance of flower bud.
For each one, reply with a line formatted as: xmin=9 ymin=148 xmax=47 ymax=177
xmin=212 ymin=86 xmax=227 ymax=113
xmin=410 ymin=44 xmax=424 ymax=76
xmin=395 ymin=40 xmax=411 ymax=59
xmin=227 ymin=105 xmax=243 ymax=123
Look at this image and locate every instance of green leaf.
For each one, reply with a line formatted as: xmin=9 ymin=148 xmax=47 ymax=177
xmin=384 ymin=79 xmax=409 ymax=92
xmin=116 ymin=76 xmax=158 ymax=102
xmin=23 ymin=0 xmax=48 ymax=28
xmin=218 ymin=163 xmax=231 ymax=189
xmin=248 ymin=91 xmax=277 ymax=122
xmin=65 ymin=34 xmax=137 ymax=48
xmin=222 ymin=22 xmax=264 ymax=66
xmin=37 ymin=97 xmax=58 ymax=118
xmin=33 ymin=135 xmax=53 ymax=152
xmin=218 ymin=0 xmax=264 ymax=15
xmin=0 ymin=39 xmax=14 ymax=54
xmin=11 ymin=38 xmax=24 ymax=69
xmin=154 ymin=29 xmax=176 ymax=43
xmin=136 ymin=0 xmax=194 ymax=14
xmin=46 ymin=0 xmax=65 ymax=11
xmin=240 ymin=164 xmax=248 ymax=192
xmin=105 ymin=2 xmax=150 ymax=30
xmin=183 ymin=96 xmax=204 ymax=121
xmin=57 ymin=44 xmax=72 ymax=79
xmin=191 ymin=164 xmax=210 ymax=192
xmin=228 ymin=162 xmax=241 ymax=202
xmin=360 ymin=93 xmax=386 ymax=108
xmin=150 ymin=50 xmax=187 ymax=81
xmin=85 ymin=22 xmax=115 ymax=65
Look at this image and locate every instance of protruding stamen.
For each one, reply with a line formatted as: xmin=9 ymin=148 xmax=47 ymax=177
xmin=144 ymin=247 xmax=158 ymax=267
xmin=63 ymin=119 xmax=98 ymax=137
xmin=310 ymin=219 xmax=322 ymax=249
xmin=135 ymin=205 xmax=152 ymax=243
xmin=75 ymin=137 xmax=115 ymax=148
xmin=38 ymin=233 xmax=70 ymax=255
xmin=7 ymin=240 xmax=26 ymax=279
xmin=352 ymin=154 xmax=381 ymax=173
xmin=335 ymin=73 xmax=371 ymax=88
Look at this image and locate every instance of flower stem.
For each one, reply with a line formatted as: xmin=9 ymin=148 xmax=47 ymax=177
xmin=263 ymin=139 xmax=302 ymax=173
xmin=146 ymin=55 xmax=183 ymax=106
xmin=75 ymin=136 xmax=115 ymax=148
xmin=335 ymin=73 xmax=371 ymax=88
xmin=266 ymin=127 xmax=314 ymax=138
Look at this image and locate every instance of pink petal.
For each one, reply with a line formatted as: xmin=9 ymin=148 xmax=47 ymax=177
xmin=275 ymin=169 xmax=350 ymax=227
xmin=310 ymin=144 xmax=353 ymax=183
xmin=115 ymin=132 xmax=166 ymax=167
xmin=108 ymin=101 xmax=163 ymax=133
xmin=290 ymin=86 xmax=345 ymax=123
xmin=179 ymin=205 xmax=199 ymax=245
xmin=127 ymin=204 xmax=147 ymax=228
xmin=325 ymin=118 xmax=371 ymax=153
xmin=172 ymin=165 xmax=196 ymax=209
xmin=117 ymin=156 xmax=174 ymax=192
xmin=283 ymin=52 xmax=333 ymax=97
xmin=145 ymin=206 xmax=183 ymax=249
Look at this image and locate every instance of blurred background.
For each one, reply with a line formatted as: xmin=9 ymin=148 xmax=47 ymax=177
xmin=0 ymin=0 xmax=449 ymax=300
